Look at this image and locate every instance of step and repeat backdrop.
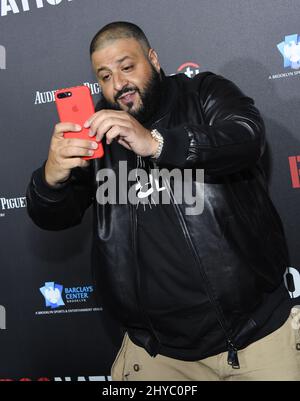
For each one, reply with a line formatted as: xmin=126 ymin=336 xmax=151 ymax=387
xmin=0 ymin=0 xmax=300 ymax=381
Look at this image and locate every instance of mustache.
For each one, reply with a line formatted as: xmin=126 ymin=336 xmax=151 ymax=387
xmin=114 ymin=86 xmax=140 ymax=102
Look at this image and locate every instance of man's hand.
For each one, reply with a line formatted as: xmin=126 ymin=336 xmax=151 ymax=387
xmin=84 ymin=110 xmax=159 ymax=157
xmin=44 ymin=122 xmax=99 ymax=187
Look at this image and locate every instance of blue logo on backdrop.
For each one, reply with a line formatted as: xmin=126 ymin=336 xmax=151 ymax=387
xmin=40 ymin=282 xmax=65 ymax=309
xmin=277 ymin=34 xmax=300 ymax=70
xmin=39 ymin=282 xmax=94 ymax=309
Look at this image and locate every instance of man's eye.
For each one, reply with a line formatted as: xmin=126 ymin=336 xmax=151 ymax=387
xmin=102 ymin=75 xmax=111 ymax=82
xmin=123 ymin=65 xmax=133 ymax=71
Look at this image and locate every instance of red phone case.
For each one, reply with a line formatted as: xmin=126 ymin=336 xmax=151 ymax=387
xmin=55 ymin=85 xmax=104 ymax=160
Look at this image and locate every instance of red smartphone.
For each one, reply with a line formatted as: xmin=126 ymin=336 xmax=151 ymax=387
xmin=55 ymin=85 xmax=104 ymax=160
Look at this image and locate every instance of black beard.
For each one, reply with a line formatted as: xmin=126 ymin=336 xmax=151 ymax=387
xmin=103 ymin=65 xmax=162 ymax=124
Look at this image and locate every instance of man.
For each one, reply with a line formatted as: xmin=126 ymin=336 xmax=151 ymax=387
xmin=26 ymin=21 xmax=300 ymax=381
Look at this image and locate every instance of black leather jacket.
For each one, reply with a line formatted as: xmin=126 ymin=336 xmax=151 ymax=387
xmin=26 ymin=72 xmax=289 ymax=366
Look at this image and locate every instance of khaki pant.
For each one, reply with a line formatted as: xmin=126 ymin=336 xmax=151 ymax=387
xmin=111 ymin=312 xmax=300 ymax=381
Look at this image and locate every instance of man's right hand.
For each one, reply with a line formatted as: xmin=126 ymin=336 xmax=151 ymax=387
xmin=44 ymin=122 xmax=99 ymax=187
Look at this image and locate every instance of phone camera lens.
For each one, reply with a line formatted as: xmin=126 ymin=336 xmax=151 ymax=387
xmin=57 ymin=91 xmax=72 ymax=99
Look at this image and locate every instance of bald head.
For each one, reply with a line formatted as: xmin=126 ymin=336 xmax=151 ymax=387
xmin=89 ymin=21 xmax=151 ymax=57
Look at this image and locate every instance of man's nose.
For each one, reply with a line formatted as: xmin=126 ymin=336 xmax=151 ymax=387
xmin=113 ymin=73 xmax=128 ymax=92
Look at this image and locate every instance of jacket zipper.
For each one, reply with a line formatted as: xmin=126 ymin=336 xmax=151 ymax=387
xmin=151 ymin=159 xmax=240 ymax=369
xmin=127 ymin=113 xmax=176 ymax=355
xmin=112 ymin=115 xmax=171 ymax=356
xmin=130 ymin=197 xmax=160 ymax=357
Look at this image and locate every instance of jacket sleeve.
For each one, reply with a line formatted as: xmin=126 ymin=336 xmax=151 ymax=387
xmin=26 ymin=162 xmax=94 ymax=230
xmin=155 ymin=73 xmax=266 ymax=175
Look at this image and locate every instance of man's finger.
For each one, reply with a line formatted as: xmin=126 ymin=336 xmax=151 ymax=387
xmin=90 ymin=117 xmax=119 ymax=139
xmin=61 ymin=146 xmax=96 ymax=158
xmin=64 ymin=157 xmax=90 ymax=170
xmin=92 ymin=118 xmax=131 ymax=142
xmin=106 ymin=126 xmax=129 ymax=145
xmin=83 ymin=111 xmax=101 ymax=129
xmin=54 ymin=122 xmax=81 ymax=136
xmin=64 ymin=138 xmax=99 ymax=150
xmin=118 ymin=138 xmax=132 ymax=151
xmin=84 ymin=110 xmax=129 ymax=130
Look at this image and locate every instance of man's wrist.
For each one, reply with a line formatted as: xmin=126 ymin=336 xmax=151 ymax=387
xmin=150 ymin=129 xmax=164 ymax=160
xmin=44 ymin=172 xmax=62 ymax=188
xmin=44 ymin=165 xmax=70 ymax=189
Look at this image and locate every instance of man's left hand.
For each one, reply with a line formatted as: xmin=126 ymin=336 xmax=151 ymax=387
xmin=84 ymin=110 xmax=158 ymax=157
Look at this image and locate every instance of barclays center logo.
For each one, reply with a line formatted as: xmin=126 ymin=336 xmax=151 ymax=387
xmin=269 ymin=34 xmax=300 ymax=80
xmin=277 ymin=34 xmax=300 ymax=70
xmin=37 ymin=281 xmax=99 ymax=316
xmin=40 ymin=282 xmax=65 ymax=309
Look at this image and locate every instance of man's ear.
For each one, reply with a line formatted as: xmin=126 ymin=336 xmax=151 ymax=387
xmin=148 ymin=48 xmax=161 ymax=73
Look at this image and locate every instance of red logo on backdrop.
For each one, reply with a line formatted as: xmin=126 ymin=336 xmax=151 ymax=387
xmin=177 ymin=62 xmax=201 ymax=78
xmin=289 ymin=156 xmax=300 ymax=188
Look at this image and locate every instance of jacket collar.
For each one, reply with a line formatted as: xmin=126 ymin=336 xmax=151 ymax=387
xmin=145 ymin=69 xmax=178 ymax=127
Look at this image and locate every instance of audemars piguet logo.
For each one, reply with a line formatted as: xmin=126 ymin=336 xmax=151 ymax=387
xmin=1 ymin=0 xmax=73 ymax=17
xmin=34 ymin=82 xmax=100 ymax=105
xmin=0 ymin=196 xmax=27 ymax=218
